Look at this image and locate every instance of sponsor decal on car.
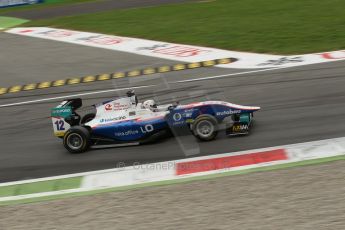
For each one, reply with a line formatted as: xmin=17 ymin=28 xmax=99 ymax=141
xmin=105 ymin=104 xmax=112 ymax=111
xmin=216 ymin=110 xmax=241 ymax=116
xmin=182 ymin=108 xmax=198 ymax=117
xmin=232 ymin=124 xmax=249 ymax=132
xmin=51 ymin=107 xmax=72 ymax=117
xmin=114 ymin=130 xmax=139 ymax=137
xmin=172 ymin=111 xmax=194 ymax=125
xmin=140 ymin=124 xmax=154 ymax=133
xmin=100 ymin=116 xmax=126 ymax=123
xmin=173 ymin=113 xmax=182 ymax=122
xmin=113 ymin=102 xmax=130 ymax=111
xmin=184 ymin=112 xmax=193 ymax=118
xmin=184 ymin=108 xmax=198 ymax=112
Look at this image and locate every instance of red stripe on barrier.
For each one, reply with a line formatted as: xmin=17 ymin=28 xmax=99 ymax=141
xmin=176 ymin=149 xmax=288 ymax=175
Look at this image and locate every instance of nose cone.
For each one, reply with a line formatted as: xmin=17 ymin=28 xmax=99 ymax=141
xmin=238 ymin=105 xmax=261 ymax=111
xmin=253 ymin=106 xmax=261 ymax=111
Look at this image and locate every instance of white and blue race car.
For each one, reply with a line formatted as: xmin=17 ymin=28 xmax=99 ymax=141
xmin=51 ymin=91 xmax=260 ymax=153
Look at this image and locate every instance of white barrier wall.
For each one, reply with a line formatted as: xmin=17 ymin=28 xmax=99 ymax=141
xmin=0 ymin=0 xmax=43 ymax=8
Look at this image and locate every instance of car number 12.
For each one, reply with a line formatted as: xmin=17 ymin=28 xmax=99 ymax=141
xmin=54 ymin=120 xmax=65 ymax=131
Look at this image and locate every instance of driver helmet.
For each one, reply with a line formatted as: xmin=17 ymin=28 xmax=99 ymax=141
xmin=142 ymin=100 xmax=157 ymax=111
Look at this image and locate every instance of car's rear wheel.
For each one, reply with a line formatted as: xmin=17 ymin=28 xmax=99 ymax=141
xmin=193 ymin=115 xmax=218 ymax=141
xmin=63 ymin=126 xmax=90 ymax=153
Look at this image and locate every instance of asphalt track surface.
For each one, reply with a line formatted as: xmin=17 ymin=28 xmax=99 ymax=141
xmin=1 ymin=32 xmax=345 ymax=182
xmin=0 ymin=33 xmax=186 ymax=87
xmin=3 ymin=0 xmax=197 ymax=20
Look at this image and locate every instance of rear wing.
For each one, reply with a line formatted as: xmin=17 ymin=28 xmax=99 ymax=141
xmin=51 ymin=99 xmax=82 ymax=137
xmin=51 ymin=106 xmax=72 ymax=137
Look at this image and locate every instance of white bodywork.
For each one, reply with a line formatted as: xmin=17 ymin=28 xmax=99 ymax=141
xmin=85 ymin=96 xmax=172 ymax=128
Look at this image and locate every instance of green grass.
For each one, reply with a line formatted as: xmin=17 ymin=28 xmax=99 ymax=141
xmin=0 ymin=16 xmax=28 ymax=29
xmin=23 ymin=0 xmax=345 ymax=54
xmin=1 ymin=155 xmax=345 ymax=206
xmin=0 ymin=177 xmax=81 ymax=198
xmin=0 ymin=0 xmax=98 ymax=14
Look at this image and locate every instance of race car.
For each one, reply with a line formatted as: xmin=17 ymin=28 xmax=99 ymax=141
xmin=51 ymin=91 xmax=260 ymax=153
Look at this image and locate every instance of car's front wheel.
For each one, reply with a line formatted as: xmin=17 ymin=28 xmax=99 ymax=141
xmin=63 ymin=126 xmax=90 ymax=153
xmin=192 ymin=115 xmax=218 ymax=141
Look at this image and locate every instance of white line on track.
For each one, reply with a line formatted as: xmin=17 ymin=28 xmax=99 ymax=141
xmin=0 ymin=85 xmax=154 ymax=108
xmin=0 ymin=66 xmax=291 ymax=108
xmin=174 ymin=66 xmax=291 ymax=83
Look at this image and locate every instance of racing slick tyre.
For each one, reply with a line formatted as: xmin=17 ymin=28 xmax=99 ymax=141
xmin=192 ymin=115 xmax=218 ymax=141
xmin=63 ymin=126 xmax=91 ymax=154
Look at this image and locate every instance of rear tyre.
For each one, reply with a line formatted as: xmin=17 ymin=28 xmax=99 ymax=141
xmin=63 ymin=126 xmax=90 ymax=153
xmin=193 ymin=115 xmax=218 ymax=141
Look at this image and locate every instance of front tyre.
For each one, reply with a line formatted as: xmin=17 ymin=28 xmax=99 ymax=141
xmin=193 ymin=115 xmax=218 ymax=141
xmin=63 ymin=126 xmax=90 ymax=153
